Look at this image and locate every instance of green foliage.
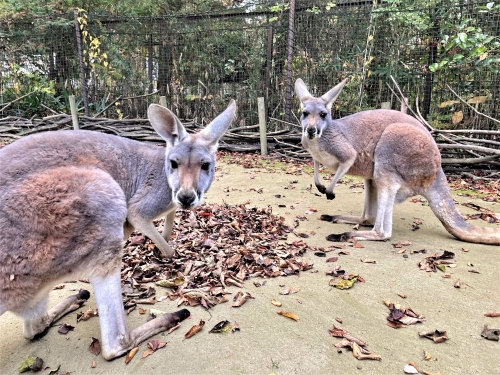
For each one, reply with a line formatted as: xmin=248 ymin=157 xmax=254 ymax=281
xmin=429 ymin=2 xmax=500 ymax=73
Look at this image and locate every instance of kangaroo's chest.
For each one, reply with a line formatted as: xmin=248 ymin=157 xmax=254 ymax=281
xmin=302 ymin=137 xmax=340 ymax=171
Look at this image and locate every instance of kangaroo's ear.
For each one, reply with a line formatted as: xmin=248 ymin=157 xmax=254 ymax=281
xmin=321 ymin=78 xmax=349 ymax=110
xmin=148 ymin=104 xmax=189 ymax=149
xmin=295 ymin=79 xmax=312 ymax=108
xmin=199 ymin=99 xmax=237 ymax=153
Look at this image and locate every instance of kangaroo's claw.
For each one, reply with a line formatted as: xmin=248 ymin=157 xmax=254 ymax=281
xmin=316 ymin=184 xmax=326 ymax=194
xmin=326 ymin=192 xmax=335 ymax=200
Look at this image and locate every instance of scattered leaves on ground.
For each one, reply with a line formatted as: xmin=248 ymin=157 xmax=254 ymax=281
xmin=384 ymin=299 xmax=425 ymax=328
xmin=209 ymin=320 xmax=232 ymax=333
xmin=418 ymin=330 xmax=449 ymax=343
xmin=418 ymin=251 xmax=456 ymax=272
xmin=481 ymin=325 xmax=499 ymax=341
xmin=329 ymin=324 xmax=381 ymax=360
xmin=19 ymin=355 xmax=44 ymax=373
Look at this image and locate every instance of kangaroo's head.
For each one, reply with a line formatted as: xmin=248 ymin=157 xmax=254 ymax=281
xmin=295 ymin=78 xmax=348 ymax=139
xmin=148 ymin=100 xmax=236 ymax=210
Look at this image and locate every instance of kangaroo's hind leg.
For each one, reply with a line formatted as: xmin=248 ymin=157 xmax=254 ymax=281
xmin=326 ymin=178 xmax=399 ymax=242
xmin=17 ymin=290 xmax=89 ymax=339
xmin=320 ymin=179 xmax=377 ymax=226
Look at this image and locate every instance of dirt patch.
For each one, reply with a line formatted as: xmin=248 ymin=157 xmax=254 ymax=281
xmin=0 ymin=157 xmax=498 ymax=375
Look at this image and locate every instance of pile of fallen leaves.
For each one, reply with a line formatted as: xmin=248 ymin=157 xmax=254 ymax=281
xmin=121 ymin=202 xmax=316 ymax=310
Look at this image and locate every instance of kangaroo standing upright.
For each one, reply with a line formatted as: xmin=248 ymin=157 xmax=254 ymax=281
xmin=295 ymin=78 xmax=499 ymax=245
xmin=0 ymin=100 xmax=236 ymax=359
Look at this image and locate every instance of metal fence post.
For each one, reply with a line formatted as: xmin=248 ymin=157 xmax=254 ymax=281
xmin=284 ymin=0 xmax=295 ymax=123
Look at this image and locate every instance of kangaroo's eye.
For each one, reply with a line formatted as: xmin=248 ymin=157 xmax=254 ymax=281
xmin=320 ymin=112 xmax=327 ymax=119
xmin=302 ymin=111 xmax=309 ymax=118
xmin=170 ymin=160 xmax=178 ymax=169
xmin=201 ymin=162 xmax=210 ymax=171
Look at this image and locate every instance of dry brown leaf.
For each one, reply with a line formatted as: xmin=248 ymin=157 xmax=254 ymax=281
xmin=418 ymin=329 xmax=449 ymax=343
xmin=77 ymin=307 xmax=98 ymax=322
xmin=360 ymin=258 xmax=376 ymax=264
xmin=277 ymin=310 xmax=299 ymax=321
xmin=184 ymin=320 xmax=205 ymax=339
xmin=398 ymin=293 xmax=407 ymax=299
xmin=271 ymin=299 xmax=282 ymax=307
xmin=403 ymin=363 xmax=419 ymax=374
xmin=352 ymin=342 xmax=381 ymax=361
xmin=57 ymin=323 xmax=75 ymax=334
xmin=209 ymin=320 xmax=232 ymax=333
xmin=91 ymin=360 xmax=96 ymax=368
xmin=142 ymin=348 xmax=154 ymax=359
xmin=89 ymin=337 xmax=101 ymax=356
xmin=125 ymin=347 xmax=139 ymax=364
xmin=232 ymin=321 xmax=240 ymax=333
xmin=232 ymin=292 xmax=254 ymax=307
xmin=484 ymin=312 xmax=500 ymax=317
xmin=279 ymin=287 xmax=301 ymax=295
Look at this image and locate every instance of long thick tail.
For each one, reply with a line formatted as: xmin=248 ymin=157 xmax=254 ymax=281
xmin=425 ymin=170 xmax=500 ymax=245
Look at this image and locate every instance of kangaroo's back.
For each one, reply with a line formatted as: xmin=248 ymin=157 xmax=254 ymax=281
xmin=0 ymin=130 xmax=164 ymax=202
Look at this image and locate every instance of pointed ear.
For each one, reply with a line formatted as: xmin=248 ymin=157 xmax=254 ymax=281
xmin=199 ymin=99 xmax=236 ymax=153
xmin=148 ymin=104 xmax=189 ymax=149
xmin=321 ymin=78 xmax=349 ymax=110
xmin=295 ymin=79 xmax=312 ymax=108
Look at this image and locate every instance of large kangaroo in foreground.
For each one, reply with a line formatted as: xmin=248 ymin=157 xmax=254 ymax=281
xmin=0 ymin=100 xmax=236 ymax=359
xmin=295 ymin=78 xmax=500 ymax=245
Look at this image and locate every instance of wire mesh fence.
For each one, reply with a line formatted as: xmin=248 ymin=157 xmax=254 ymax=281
xmin=1 ymin=0 xmax=499 ymax=133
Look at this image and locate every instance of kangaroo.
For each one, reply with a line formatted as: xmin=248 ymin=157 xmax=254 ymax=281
xmin=0 ymin=100 xmax=236 ymax=359
xmin=295 ymin=78 xmax=500 ymax=245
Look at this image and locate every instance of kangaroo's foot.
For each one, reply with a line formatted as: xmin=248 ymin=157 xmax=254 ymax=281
xmin=28 ymin=290 xmax=90 ymax=340
xmin=326 ymin=230 xmax=390 ymax=242
xmin=320 ymin=214 xmax=374 ymax=226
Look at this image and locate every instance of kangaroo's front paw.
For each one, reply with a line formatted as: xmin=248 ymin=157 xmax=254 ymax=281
xmin=326 ymin=192 xmax=335 ymax=200
xmin=316 ymin=184 xmax=326 ymax=194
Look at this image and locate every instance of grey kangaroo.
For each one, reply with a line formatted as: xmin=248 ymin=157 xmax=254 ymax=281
xmin=0 ymin=100 xmax=236 ymax=359
xmin=295 ymin=78 xmax=499 ymax=245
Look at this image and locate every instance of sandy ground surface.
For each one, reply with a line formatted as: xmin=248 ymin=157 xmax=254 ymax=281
xmin=0 ymin=158 xmax=499 ymax=375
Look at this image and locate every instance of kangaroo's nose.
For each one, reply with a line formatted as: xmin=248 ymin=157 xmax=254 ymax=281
xmin=307 ymin=127 xmax=316 ymax=139
xmin=178 ymin=192 xmax=196 ymax=208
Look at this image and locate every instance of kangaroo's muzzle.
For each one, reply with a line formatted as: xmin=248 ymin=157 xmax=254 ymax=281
xmin=307 ymin=126 xmax=317 ymax=139
xmin=175 ymin=188 xmax=201 ymax=210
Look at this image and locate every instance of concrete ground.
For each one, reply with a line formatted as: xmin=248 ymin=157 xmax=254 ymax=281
xmin=0 ymin=160 xmax=498 ymax=375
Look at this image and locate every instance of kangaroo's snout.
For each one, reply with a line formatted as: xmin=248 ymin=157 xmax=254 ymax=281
xmin=307 ymin=126 xmax=317 ymax=139
xmin=176 ymin=190 xmax=199 ymax=209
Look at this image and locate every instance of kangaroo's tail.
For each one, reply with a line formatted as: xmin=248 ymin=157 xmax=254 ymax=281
xmin=425 ymin=169 xmax=500 ymax=245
